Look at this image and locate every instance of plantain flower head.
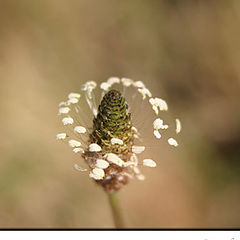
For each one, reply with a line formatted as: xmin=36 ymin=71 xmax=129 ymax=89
xmin=56 ymin=77 xmax=181 ymax=193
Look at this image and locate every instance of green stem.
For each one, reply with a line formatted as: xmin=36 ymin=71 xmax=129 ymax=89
xmin=108 ymin=192 xmax=124 ymax=228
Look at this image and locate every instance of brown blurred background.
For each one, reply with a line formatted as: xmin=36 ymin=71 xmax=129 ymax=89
xmin=0 ymin=0 xmax=240 ymax=228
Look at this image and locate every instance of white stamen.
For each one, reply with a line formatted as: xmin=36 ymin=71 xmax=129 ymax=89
xmin=59 ymin=101 xmax=66 ymax=107
xmin=121 ymin=78 xmax=133 ymax=87
xmin=131 ymin=126 xmax=138 ymax=133
xmin=67 ymin=98 xmax=79 ymax=105
xmin=133 ymin=81 xmax=145 ymax=88
xmin=68 ymin=140 xmax=81 ymax=147
xmin=133 ymin=166 xmax=141 ymax=174
xmin=154 ymin=130 xmax=161 ymax=139
xmin=107 ymin=77 xmax=120 ymax=85
xmin=138 ymin=88 xmax=152 ymax=99
xmin=58 ymin=107 xmax=70 ymax=115
xmin=132 ymin=145 xmax=145 ymax=154
xmin=110 ymin=138 xmax=123 ymax=145
xmin=176 ymin=118 xmax=182 ymax=134
xmin=74 ymin=126 xmax=87 ymax=134
xmin=73 ymin=147 xmax=84 ymax=153
xmin=154 ymin=98 xmax=168 ymax=111
xmin=153 ymin=118 xmax=168 ymax=130
xmin=104 ymin=153 xmax=124 ymax=167
xmin=168 ymin=138 xmax=179 ymax=147
xmin=152 ymin=105 xmax=159 ymax=115
xmin=130 ymin=153 xmax=138 ymax=166
xmin=95 ymin=159 xmax=109 ymax=169
xmin=100 ymin=82 xmax=111 ymax=91
xmin=136 ymin=174 xmax=145 ymax=181
xmin=143 ymin=159 xmax=157 ymax=167
xmin=62 ymin=117 xmax=74 ymax=125
xmin=74 ymin=164 xmax=87 ymax=172
xmin=68 ymin=93 xmax=81 ymax=99
xmin=123 ymin=161 xmax=135 ymax=167
xmin=56 ymin=133 xmax=67 ymax=140
xmin=89 ymin=143 xmax=102 ymax=152
xmin=81 ymin=81 xmax=97 ymax=99
xmin=89 ymin=167 xmax=105 ymax=180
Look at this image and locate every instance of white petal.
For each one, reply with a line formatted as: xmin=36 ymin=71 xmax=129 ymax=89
xmin=73 ymin=147 xmax=84 ymax=153
xmin=168 ymin=138 xmax=179 ymax=147
xmin=176 ymin=118 xmax=182 ymax=134
xmin=56 ymin=133 xmax=67 ymax=140
xmin=96 ymin=159 xmax=109 ymax=169
xmin=68 ymin=93 xmax=81 ymax=99
xmin=110 ymin=138 xmax=123 ymax=145
xmin=132 ymin=145 xmax=145 ymax=154
xmin=58 ymin=107 xmax=70 ymax=115
xmin=74 ymin=126 xmax=87 ymax=134
xmin=100 ymin=82 xmax=111 ymax=91
xmin=62 ymin=117 xmax=74 ymax=125
xmin=143 ymin=159 xmax=157 ymax=167
xmin=107 ymin=77 xmax=120 ymax=85
xmin=89 ymin=143 xmax=102 ymax=152
xmin=133 ymin=81 xmax=145 ymax=88
xmin=68 ymin=140 xmax=81 ymax=147
xmin=154 ymin=130 xmax=161 ymax=139
xmin=74 ymin=164 xmax=87 ymax=171
xmin=121 ymin=78 xmax=133 ymax=87
xmin=67 ymin=98 xmax=79 ymax=105
xmin=104 ymin=153 xmax=124 ymax=167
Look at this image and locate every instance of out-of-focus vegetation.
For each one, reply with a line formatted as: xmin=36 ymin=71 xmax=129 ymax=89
xmin=0 ymin=0 xmax=240 ymax=228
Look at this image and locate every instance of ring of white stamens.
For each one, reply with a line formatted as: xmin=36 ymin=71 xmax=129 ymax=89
xmin=56 ymin=133 xmax=67 ymax=140
xmin=168 ymin=138 xmax=179 ymax=147
xmin=104 ymin=153 xmax=124 ymax=167
xmin=89 ymin=143 xmax=102 ymax=152
xmin=143 ymin=159 xmax=157 ymax=167
xmin=110 ymin=138 xmax=123 ymax=145
xmin=132 ymin=145 xmax=145 ymax=154
xmin=58 ymin=107 xmax=71 ymax=115
xmin=74 ymin=126 xmax=87 ymax=134
xmin=68 ymin=140 xmax=81 ymax=147
xmin=62 ymin=117 xmax=74 ymax=125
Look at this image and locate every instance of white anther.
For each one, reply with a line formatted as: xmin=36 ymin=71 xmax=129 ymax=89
xmin=143 ymin=159 xmax=157 ymax=167
xmin=62 ymin=117 xmax=74 ymax=125
xmin=89 ymin=143 xmax=102 ymax=152
xmin=56 ymin=133 xmax=67 ymax=140
xmin=168 ymin=138 xmax=179 ymax=147
xmin=74 ymin=126 xmax=87 ymax=134
xmin=132 ymin=145 xmax=145 ymax=154
xmin=110 ymin=138 xmax=123 ymax=145
xmin=68 ymin=140 xmax=81 ymax=147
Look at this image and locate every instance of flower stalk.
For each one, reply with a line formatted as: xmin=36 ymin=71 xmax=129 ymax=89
xmin=108 ymin=192 xmax=124 ymax=228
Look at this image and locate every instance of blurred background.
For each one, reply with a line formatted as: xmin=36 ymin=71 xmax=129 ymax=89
xmin=0 ymin=0 xmax=240 ymax=228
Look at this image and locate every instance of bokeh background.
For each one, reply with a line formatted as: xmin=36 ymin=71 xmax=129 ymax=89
xmin=1 ymin=0 xmax=240 ymax=228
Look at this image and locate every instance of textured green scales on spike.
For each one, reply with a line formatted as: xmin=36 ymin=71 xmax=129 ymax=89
xmin=90 ymin=89 xmax=133 ymax=154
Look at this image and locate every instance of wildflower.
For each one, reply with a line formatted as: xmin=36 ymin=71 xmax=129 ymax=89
xmin=56 ymin=77 xmax=181 ymax=193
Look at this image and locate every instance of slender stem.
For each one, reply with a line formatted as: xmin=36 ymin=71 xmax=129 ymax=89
xmin=108 ymin=192 xmax=124 ymax=228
